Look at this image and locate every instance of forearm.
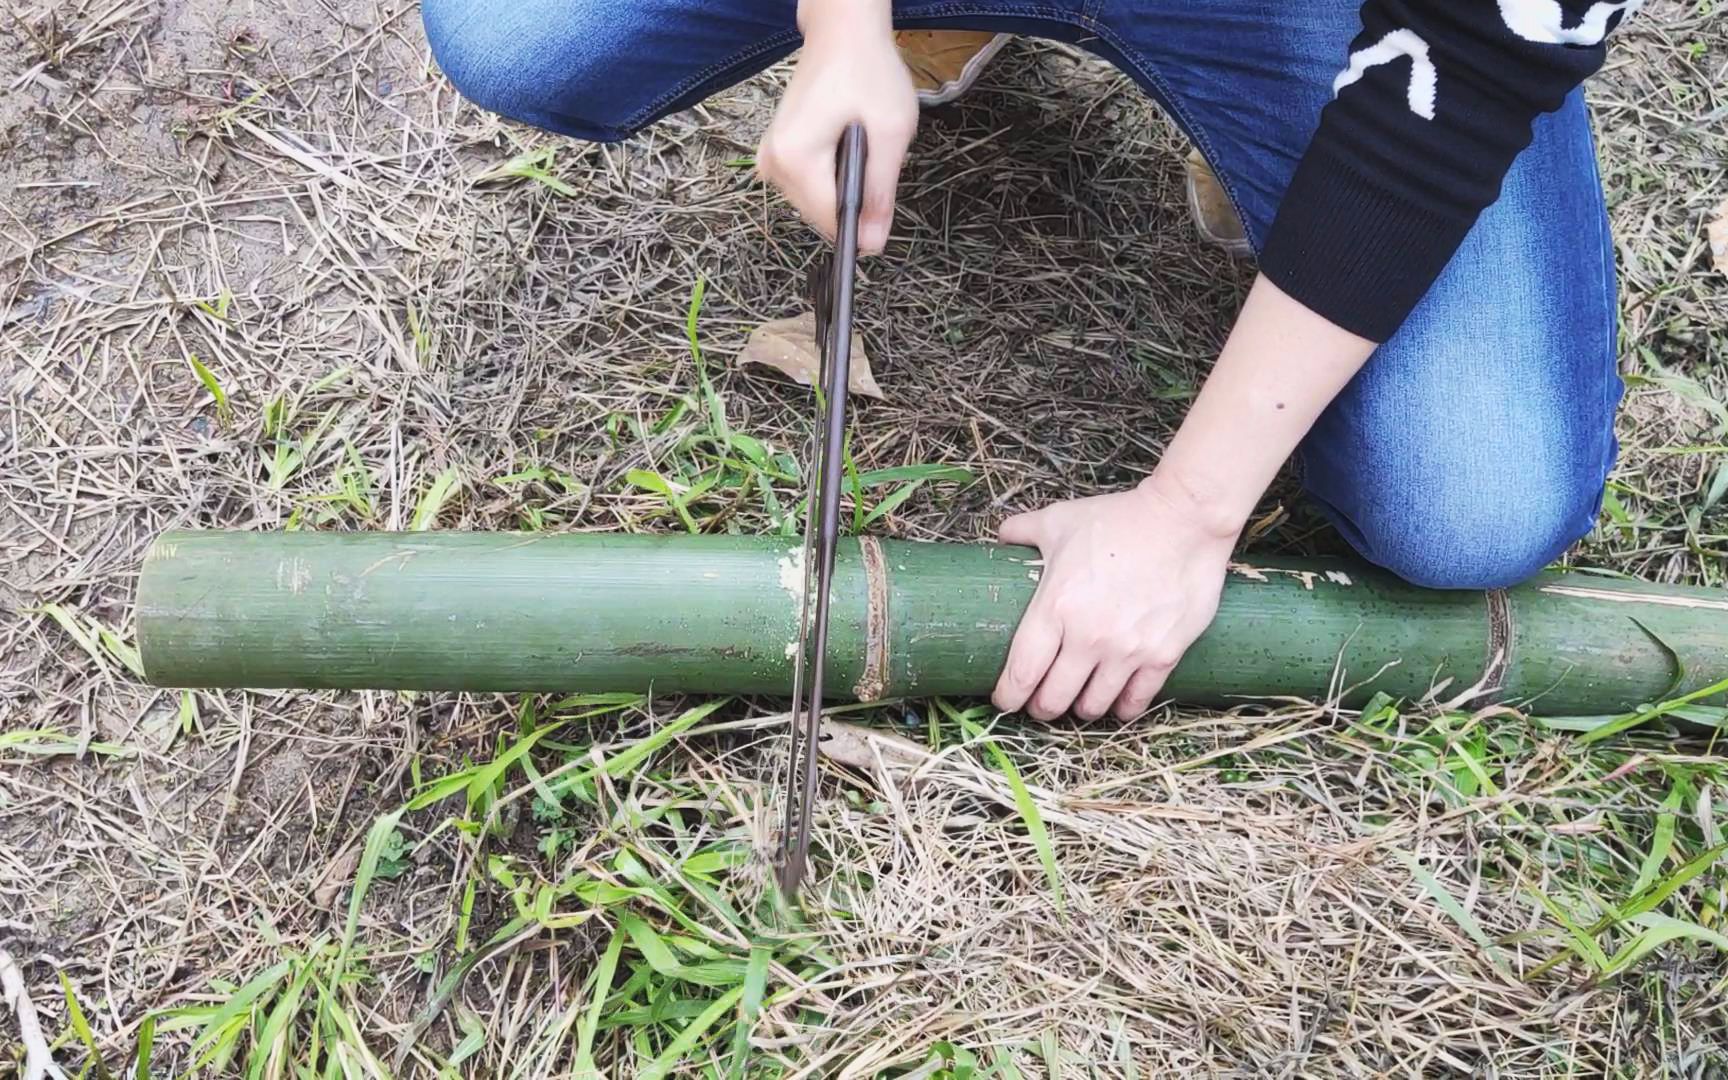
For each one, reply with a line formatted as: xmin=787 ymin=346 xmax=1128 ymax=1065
xmin=1146 ymin=275 xmax=1376 ymax=534
xmin=797 ymin=0 xmax=889 ymax=39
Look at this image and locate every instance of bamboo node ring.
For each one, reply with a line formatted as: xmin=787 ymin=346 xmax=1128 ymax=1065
xmin=854 ymin=536 xmax=890 ymax=701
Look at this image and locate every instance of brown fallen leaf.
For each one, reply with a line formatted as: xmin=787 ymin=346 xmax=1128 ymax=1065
xmin=311 ymin=844 xmax=361 ymax=908
xmin=738 ymin=313 xmax=885 ymax=400
xmin=817 ymin=718 xmax=927 ymax=777
xmin=1710 ymin=196 xmax=1728 ymax=276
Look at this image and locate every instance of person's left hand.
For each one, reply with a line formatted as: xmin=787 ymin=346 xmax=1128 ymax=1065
xmin=991 ymin=478 xmax=1240 ymax=721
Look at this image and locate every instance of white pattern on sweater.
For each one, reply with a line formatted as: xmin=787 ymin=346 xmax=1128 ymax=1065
xmin=1334 ymin=29 xmax=1438 ymax=120
xmin=1498 ymin=0 xmax=1643 ymax=45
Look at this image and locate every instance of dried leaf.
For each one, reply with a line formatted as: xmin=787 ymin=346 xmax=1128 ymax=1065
xmin=1710 ymin=197 xmax=1728 ymax=277
xmin=817 ymin=719 xmax=927 ymax=777
xmin=738 ymin=313 xmax=884 ymax=400
xmin=312 ymin=844 xmax=362 ymax=909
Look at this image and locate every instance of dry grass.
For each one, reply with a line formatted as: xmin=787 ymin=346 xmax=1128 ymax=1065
xmin=1 ymin=0 xmax=1725 ymax=1075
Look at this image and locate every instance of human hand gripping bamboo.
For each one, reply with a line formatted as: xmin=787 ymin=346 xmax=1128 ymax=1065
xmin=993 ymin=277 xmax=1378 ymax=720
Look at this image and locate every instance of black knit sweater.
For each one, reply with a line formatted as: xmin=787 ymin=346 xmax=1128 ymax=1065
xmin=1259 ymin=0 xmax=1641 ymax=342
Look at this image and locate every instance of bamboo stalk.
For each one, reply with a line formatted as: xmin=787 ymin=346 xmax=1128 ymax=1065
xmin=136 ymin=531 xmax=1728 ymax=714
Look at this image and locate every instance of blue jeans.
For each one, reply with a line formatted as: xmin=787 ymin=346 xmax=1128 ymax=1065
xmin=421 ymin=0 xmax=1620 ymax=590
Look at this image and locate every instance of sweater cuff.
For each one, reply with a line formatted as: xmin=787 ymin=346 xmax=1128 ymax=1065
xmin=1259 ymin=135 xmax=1475 ymax=344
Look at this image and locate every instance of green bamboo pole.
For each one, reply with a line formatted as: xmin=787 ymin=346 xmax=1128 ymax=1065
xmin=136 ymin=530 xmax=1728 ymax=714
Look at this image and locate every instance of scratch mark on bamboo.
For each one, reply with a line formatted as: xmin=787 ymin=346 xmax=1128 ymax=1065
xmin=1539 ymin=584 xmax=1728 ymax=611
xmin=486 ymin=536 xmax=549 ymax=553
xmin=276 ymin=557 xmax=310 ymax=595
xmin=1228 ymin=562 xmax=1355 ymax=590
xmin=1233 ymin=563 xmax=1313 ymax=588
xmin=776 ymin=546 xmax=805 ymax=605
xmin=777 ymin=545 xmax=805 ymax=661
xmin=359 ymin=551 xmax=416 ymax=577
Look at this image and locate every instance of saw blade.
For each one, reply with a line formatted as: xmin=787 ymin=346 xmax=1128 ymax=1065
xmin=777 ymin=122 xmax=867 ymax=899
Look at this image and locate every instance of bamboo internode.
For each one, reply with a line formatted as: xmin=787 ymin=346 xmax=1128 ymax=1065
xmin=137 ymin=531 xmax=1728 ymax=715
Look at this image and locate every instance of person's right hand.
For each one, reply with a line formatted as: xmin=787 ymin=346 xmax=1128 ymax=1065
xmin=756 ymin=0 xmax=916 ymax=254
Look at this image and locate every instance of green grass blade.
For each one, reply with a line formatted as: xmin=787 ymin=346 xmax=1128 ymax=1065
xmin=1530 ymin=887 xmax=1609 ymax=972
xmin=37 ymin=603 xmax=105 ymax=668
xmin=407 ymin=723 xmax=566 ymax=813
xmin=603 ymin=882 xmax=743 ymax=988
xmin=727 ymin=944 xmax=771 ymax=1080
xmin=454 ymin=876 xmax=477 ymax=954
xmin=1037 ymin=1030 xmax=1061 ymax=1078
xmin=37 ymin=604 xmax=148 ymax=682
xmin=844 ymin=434 xmax=863 ymax=533
xmin=992 ymin=1048 xmax=1026 ymax=1080
xmin=133 ymin=1011 xmax=155 ymax=1080
xmin=1447 ymin=736 xmax=1499 ymax=798
xmin=852 ymin=464 xmax=974 ymax=487
xmin=618 ymin=912 xmax=683 ymax=976
xmin=572 ymin=926 xmax=626 ymax=1078
xmin=1615 ymin=842 xmax=1728 ymax=925
xmin=186 ymin=353 xmax=233 ymax=426
xmin=1630 ymin=777 xmax=1690 ymax=895
xmin=1603 ymin=912 xmax=1728 ymax=977
xmin=1580 ymin=675 xmax=1728 ymax=745
xmin=245 ymin=959 xmax=316 ymax=1080
xmin=405 ymin=769 xmax=480 ymax=811
xmin=598 ymin=699 xmax=729 ymax=779
xmin=637 ymin=986 xmax=745 ymax=1080
xmin=336 ymin=808 xmax=406 ymax=981
xmin=466 ymin=724 xmax=564 ymax=811
xmin=96 ymin=625 xmax=147 ymax=680
xmin=1703 ymin=459 xmax=1728 ymax=514
xmin=1394 ymin=851 xmax=1511 ymax=977
xmin=956 ymin=713 xmax=1065 ymax=915
xmin=409 ymin=466 xmax=462 ymax=531
xmin=61 ymin=971 xmax=115 ymax=1080
xmin=0 ymin=728 xmax=131 ymax=760
xmin=685 ymin=276 xmax=730 ymax=442
xmin=485 ymin=147 xmax=579 ymax=195
xmin=624 ymin=469 xmax=700 ymax=534
xmin=858 ymin=479 xmax=927 ymax=530
xmin=310 ymin=976 xmax=388 ymax=1078
xmin=396 ymin=915 xmax=534 ymax=1066
xmin=195 ymin=1016 xmax=249 ymax=1073
xmin=991 ymin=744 xmax=1066 ymax=915
xmin=448 ymin=1008 xmax=485 ymax=1068
xmin=158 ymin=959 xmax=293 ymax=1037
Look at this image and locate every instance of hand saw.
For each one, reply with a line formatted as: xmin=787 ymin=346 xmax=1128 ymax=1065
xmin=777 ymin=121 xmax=867 ymax=899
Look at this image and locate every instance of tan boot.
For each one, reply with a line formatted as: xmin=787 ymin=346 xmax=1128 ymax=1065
xmin=1184 ymin=149 xmax=1252 ymax=259
xmin=894 ymin=30 xmax=1010 ymax=106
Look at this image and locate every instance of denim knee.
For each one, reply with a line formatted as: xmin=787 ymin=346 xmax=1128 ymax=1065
xmin=422 ymin=0 xmax=522 ymax=122
xmin=420 ymin=0 xmax=631 ymax=140
xmin=1313 ymin=456 xmax=1607 ymax=591
xmin=1372 ymin=497 xmax=1599 ymax=590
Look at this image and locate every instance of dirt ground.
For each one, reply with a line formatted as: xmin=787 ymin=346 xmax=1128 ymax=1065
xmin=2 ymin=0 xmax=1726 ymax=1076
